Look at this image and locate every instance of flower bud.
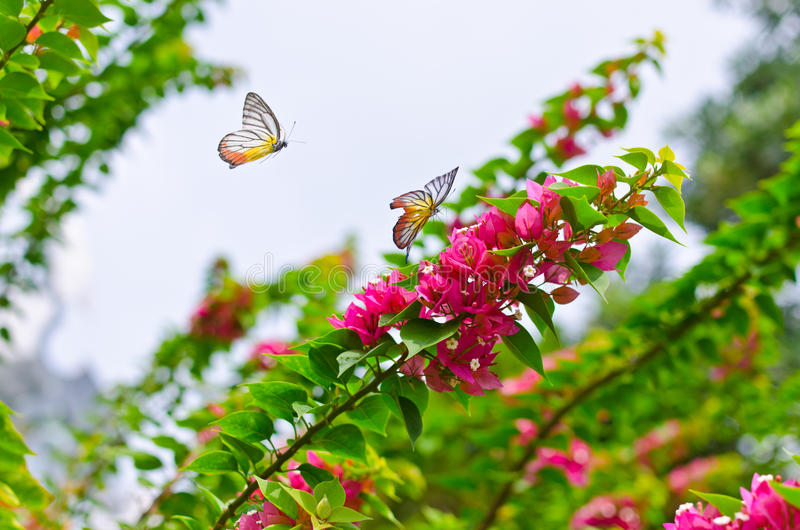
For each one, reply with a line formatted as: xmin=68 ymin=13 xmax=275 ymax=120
xmin=316 ymin=495 xmax=332 ymax=520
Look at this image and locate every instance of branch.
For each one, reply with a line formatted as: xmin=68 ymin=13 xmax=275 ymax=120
xmin=0 ymin=0 xmax=54 ymax=72
xmin=474 ymin=271 xmax=756 ymax=530
xmin=211 ymin=358 xmax=405 ymax=530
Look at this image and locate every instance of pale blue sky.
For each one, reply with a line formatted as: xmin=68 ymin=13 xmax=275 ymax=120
xmin=11 ymin=1 xmax=754 ymax=384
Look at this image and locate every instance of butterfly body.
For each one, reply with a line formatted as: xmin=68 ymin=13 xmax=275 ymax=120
xmin=218 ymin=92 xmax=288 ymax=168
xmin=391 ymin=167 xmax=458 ymax=261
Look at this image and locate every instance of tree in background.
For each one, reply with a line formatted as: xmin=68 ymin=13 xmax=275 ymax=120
xmin=0 ymin=0 xmax=234 ymax=349
xmin=671 ymin=0 xmax=800 ymax=229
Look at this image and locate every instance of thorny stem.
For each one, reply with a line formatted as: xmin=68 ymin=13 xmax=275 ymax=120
xmin=211 ymin=356 xmax=406 ymax=530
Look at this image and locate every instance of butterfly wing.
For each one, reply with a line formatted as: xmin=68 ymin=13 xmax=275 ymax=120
xmin=424 ymin=166 xmax=459 ymax=207
xmin=218 ymin=129 xmax=278 ymax=168
xmin=242 ymin=92 xmax=282 ymax=141
xmin=218 ymin=93 xmax=284 ymax=168
xmin=390 ymin=189 xmax=435 ymax=260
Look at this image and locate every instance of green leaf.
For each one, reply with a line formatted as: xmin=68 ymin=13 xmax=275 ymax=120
xmin=0 ymin=72 xmax=52 ymax=99
xmin=364 ymin=494 xmax=404 ymax=528
xmin=346 ymin=394 xmax=390 ymax=435
xmin=773 ymin=482 xmax=800 ymax=510
xmin=689 ymin=490 xmax=742 ymax=518
xmin=662 ymin=160 xmax=689 ymax=191
xmin=399 ymin=318 xmax=461 ymax=357
xmin=616 ymin=152 xmax=648 ymax=172
xmin=628 ymin=205 xmax=682 ymax=245
xmin=0 ymin=129 xmax=31 ymax=153
xmin=247 ymin=382 xmax=308 ymax=422
xmin=501 ymin=322 xmax=547 ymax=381
xmin=37 ymin=50 xmax=81 ymax=75
xmin=552 ymin=164 xmax=604 ymax=186
xmin=0 ymin=481 xmax=20 ymax=508
xmin=273 ymin=353 xmax=332 ymax=388
xmin=652 ymin=186 xmax=686 ymax=232
xmin=297 ymin=463 xmax=335 ymax=489
xmin=219 ymin=432 xmax=265 ymax=467
xmin=51 ymin=0 xmax=110 ymax=27
xmin=213 ymin=411 xmax=274 ymax=443
xmin=517 ymin=289 xmax=558 ymax=341
xmin=488 ymin=243 xmax=533 ymax=256
xmin=184 ymin=451 xmax=238 ymax=475
xmin=35 ymin=31 xmax=84 ymax=59
xmin=622 ymin=147 xmax=656 ymax=165
xmin=171 ymin=515 xmax=204 ymax=530
xmin=559 ymin=196 xmax=607 ymax=231
xmin=397 ymin=396 xmax=422 ymax=449
xmin=278 ymin=483 xmax=317 ymax=515
xmin=309 ymin=343 xmax=345 ymax=384
xmin=198 ymin=486 xmax=225 ymax=519
xmin=328 ymin=506 xmax=371 ymax=523
xmin=314 ymin=479 xmax=346 ymax=509
xmin=0 ymin=0 xmax=23 ymax=17
xmin=477 ymin=194 xmax=528 ymax=216
xmin=126 ymin=450 xmax=162 ymax=470
xmin=577 ymin=261 xmax=610 ymax=300
xmin=0 ymin=15 xmax=25 ymax=52
xmin=151 ymin=436 xmax=189 ymax=465
xmin=548 ymin=182 xmax=601 ymax=202
xmin=315 ymin=424 xmax=366 ymax=462
xmin=564 ymin=251 xmax=608 ymax=302
xmin=8 ymin=51 xmax=38 ymax=68
xmin=78 ymin=26 xmax=97 ymax=60
xmin=256 ymin=478 xmax=299 ymax=520
xmin=378 ymin=300 xmax=422 ymax=326
xmin=300 ymin=328 xmax=362 ymax=353
xmin=339 ymin=340 xmax=398 ymax=376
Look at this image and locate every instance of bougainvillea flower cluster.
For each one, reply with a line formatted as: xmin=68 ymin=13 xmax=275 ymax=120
xmin=571 ymin=495 xmax=642 ymax=530
xmin=190 ymin=281 xmax=252 ymax=341
xmin=249 ymin=340 xmax=294 ymax=370
xmin=524 ymin=437 xmax=593 ymax=487
xmin=329 ymin=170 xmax=642 ymax=395
xmin=664 ymin=474 xmax=800 ymax=529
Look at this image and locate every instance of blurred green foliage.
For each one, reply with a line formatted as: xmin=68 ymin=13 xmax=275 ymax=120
xmin=672 ymin=0 xmax=800 ymax=230
xmin=0 ymin=0 xmax=235 ymax=347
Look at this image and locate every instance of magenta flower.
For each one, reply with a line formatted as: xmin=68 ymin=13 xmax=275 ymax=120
xmin=590 ymin=241 xmax=628 ymax=271
xmin=526 ymin=438 xmax=592 ymax=487
xmin=571 ymin=495 xmax=642 ymax=530
xmin=329 ymin=270 xmax=417 ymax=346
xmin=515 ymin=201 xmax=544 ymax=241
xmin=740 ymin=474 xmax=800 ymax=529
xmin=597 ymin=169 xmax=617 ymax=199
xmin=250 ymin=340 xmax=294 ymax=370
xmin=555 ymin=135 xmax=587 ymax=160
xmin=663 ymin=502 xmax=724 ymax=530
xmin=668 ymin=456 xmax=719 ymax=494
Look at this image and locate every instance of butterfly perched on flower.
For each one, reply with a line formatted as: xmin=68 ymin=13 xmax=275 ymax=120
xmin=390 ymin=167 xmax=458 ymax=261
xmin=218 ymin=92 xmax=288 ymax=168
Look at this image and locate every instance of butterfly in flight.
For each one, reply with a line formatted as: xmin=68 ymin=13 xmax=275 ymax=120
xmin=390 ymin=167 xmax=458 ymax=262
xmin=218 ymin=92 xmax=288 ymax=168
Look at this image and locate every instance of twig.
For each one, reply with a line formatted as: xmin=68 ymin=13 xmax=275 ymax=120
xmin=211 ymin=357 xmax=405 ymax=530
xmin=0 ymin=0 xmax=54 ymax=72
xmin=474 ymin=271 xmax=755 ymax=530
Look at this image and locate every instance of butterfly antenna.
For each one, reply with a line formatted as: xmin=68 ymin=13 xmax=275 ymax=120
xmin=286 ymin=121 xmax=297 ymax=141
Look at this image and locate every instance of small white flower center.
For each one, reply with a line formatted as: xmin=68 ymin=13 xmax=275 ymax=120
xmin=756 ymin=474 xmax=774 ymax=484
xmin=734 ymin=512 xmax=749 ymax=522
xmin=523 ymin=264 xmax=536 ymax=278
xmin=421 ymin=264 xmax=434 ymax=275
xmin=470 ymin=358 xmax=480 ymax=371
xmin=445 ymin=337 xmax=459 ymax=351
xmin=712 ymin=515 xmax=731 ymax=525
xmin=676 ymin=503 xmax=694 ymax=515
